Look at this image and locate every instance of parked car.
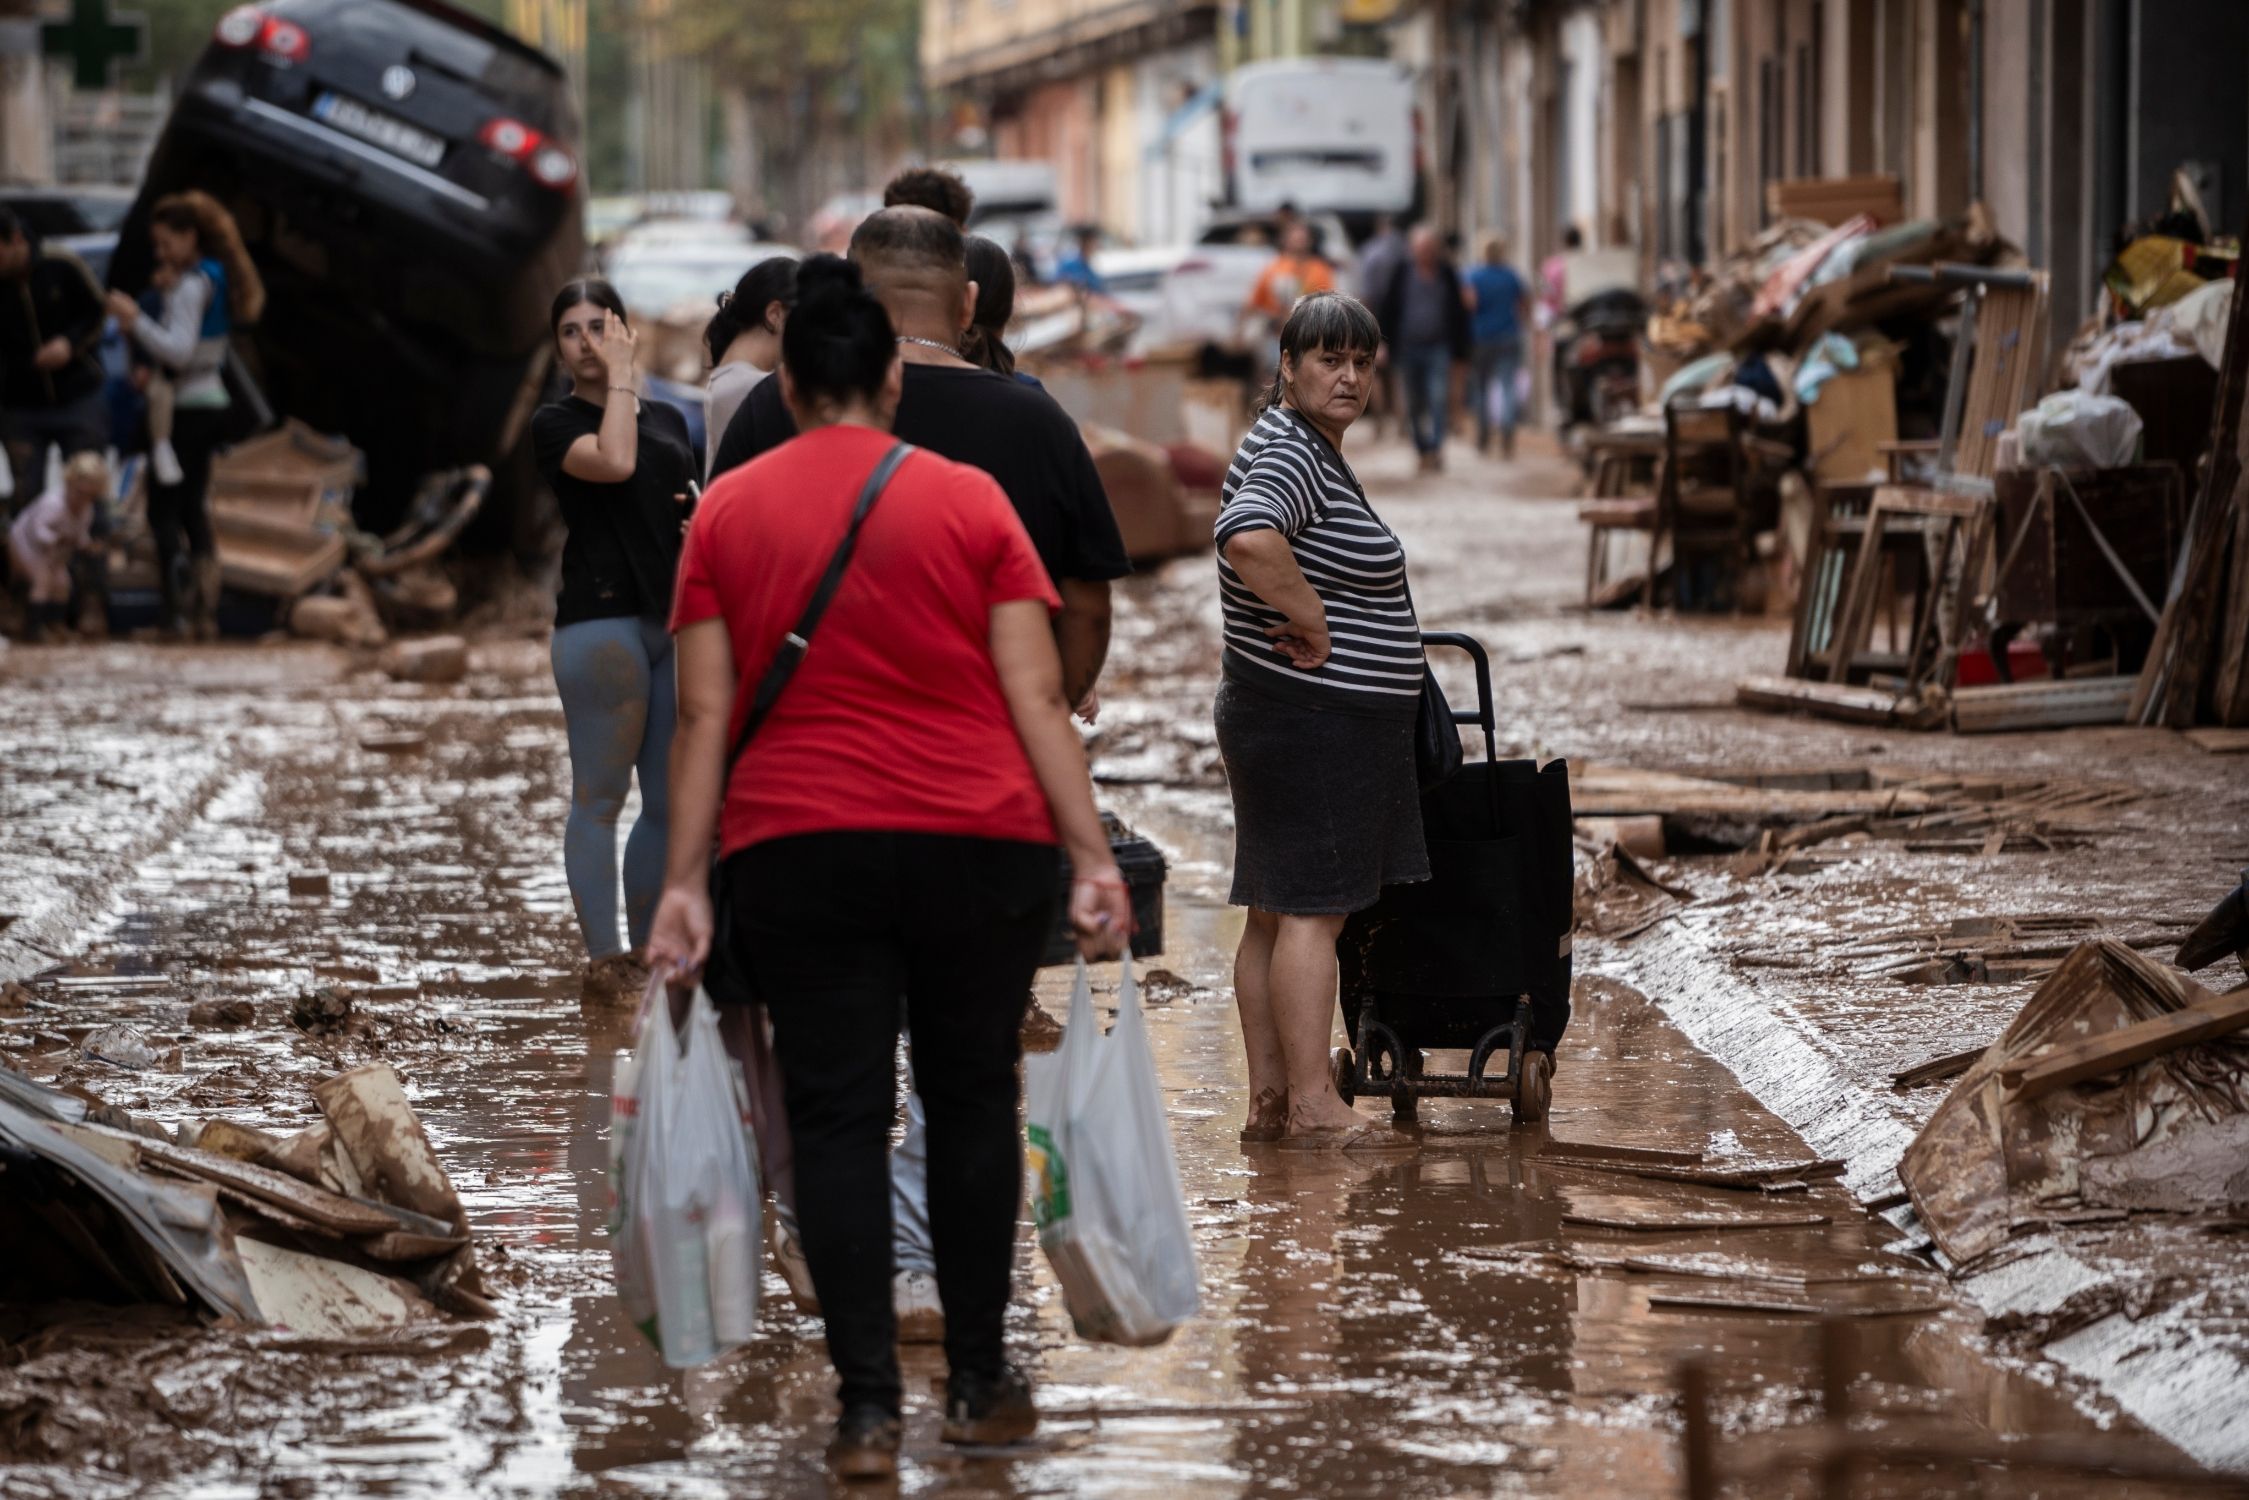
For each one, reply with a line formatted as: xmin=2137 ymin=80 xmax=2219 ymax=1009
xmin=1157 ymin=210 xmax=1356 ymax=353
xmin=0 ymin=183 xmax=134 ymax=238
xmin=110 ymin=0 xmax=585 ymax=533
xmin=1092 ymin=244 xmax=1196 ymax=350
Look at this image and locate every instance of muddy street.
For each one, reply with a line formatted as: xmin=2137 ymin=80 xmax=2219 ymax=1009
xmin=2 ymin=434 xmax=2243 ymax=1497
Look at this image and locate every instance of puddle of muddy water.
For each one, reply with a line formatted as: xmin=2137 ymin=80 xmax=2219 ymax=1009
xmin=3 ymin=505 xmax=2237 ymax=1497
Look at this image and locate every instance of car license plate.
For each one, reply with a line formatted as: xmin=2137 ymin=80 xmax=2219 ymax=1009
xmin=313 ymin=92 xmax=445 ymax=169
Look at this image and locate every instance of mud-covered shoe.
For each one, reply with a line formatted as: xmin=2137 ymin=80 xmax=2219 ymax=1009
xmin=941 ymin=1364 xmax=1037 ymax=1446
xmin=580 ymin=952 xmax=650 ymax=1004
xmin=827 ymin=1405 xmax=901 ymax=1482
xmin=894 ymin=1269 xmax=944 ymax=1344
xmin=769 ymin=1215 xmax=820 ymax=1315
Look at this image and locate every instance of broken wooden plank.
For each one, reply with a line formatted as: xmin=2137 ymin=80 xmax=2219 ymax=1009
xmin=1891 ymin=1045 xmax=1989 ymax=1090
xmin=1540 ymin=1138 xmax=1706 ymax=1168
xmin=1648 ymin=1292 xmax=1947 ymax=1317
xmin=1562 ymin=1210 xmax=1831 ymax=1232
xmin=2184 ymin=727 xmax=2249 ymax=754
xmin=94 ymin=1127 xmax=400 ymax=1236
xmin=1735 ymin=675 xmax=1907 ymax=726
xmin=2003 ymin=981 xmax=2249 ymax=1102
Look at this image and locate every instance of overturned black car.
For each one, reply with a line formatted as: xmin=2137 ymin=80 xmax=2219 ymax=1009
xmin=111 ymin=0 xmax=584 ymax=532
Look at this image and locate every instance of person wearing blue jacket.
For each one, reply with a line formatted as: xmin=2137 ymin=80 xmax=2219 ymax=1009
xmin=106 ymin=192 xmax=264 ymax=638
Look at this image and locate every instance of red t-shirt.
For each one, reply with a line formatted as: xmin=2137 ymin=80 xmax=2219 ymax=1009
xmin=671 ymin=425 xmax=1063 ymax=855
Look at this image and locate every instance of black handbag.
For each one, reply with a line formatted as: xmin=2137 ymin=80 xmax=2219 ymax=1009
xmin=701 ymin=441 xmax=912 ymax=1006
xmin=1413 ymin=663 xmax=1463 ymax=790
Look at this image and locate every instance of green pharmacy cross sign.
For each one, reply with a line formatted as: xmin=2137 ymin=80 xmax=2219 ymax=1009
xmin=41 ymin=0 xmax=145 ymax=91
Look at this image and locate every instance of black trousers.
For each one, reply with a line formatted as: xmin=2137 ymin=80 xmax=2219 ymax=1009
xmin=724 ymin=830 xmax=1057 ymax=1415
xmin=146 ymin=405 xmax=227 ymax=580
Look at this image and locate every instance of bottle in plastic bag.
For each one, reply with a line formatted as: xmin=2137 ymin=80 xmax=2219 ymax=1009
xmin=1025 ymin=961 xmax=1200 ymax=1346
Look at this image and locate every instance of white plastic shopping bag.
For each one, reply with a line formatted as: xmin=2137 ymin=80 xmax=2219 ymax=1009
xmin=1025 ymin=961 xmax=1200 ymax=1346
xmin=608 ymin=975 xmax=762 ymax=1368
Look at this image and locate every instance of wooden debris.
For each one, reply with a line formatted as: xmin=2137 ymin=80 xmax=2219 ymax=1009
xmin=97 ymin=1128 xmax=400 ymax=1236
xmin=1891 ymin=1045 xmax=1988 ymax=1091
xmin=1541 ymin=1138 xmax=1705 ymax=1168
xmin=1648 ymin=1292 xmax=1946 ymax=1318
xmin=1735 ymin=675 xmax=1912 ymax=726
xmin=1562 ymin=1209 xmax=1831 ymax=1233
xmin=2004 ymin=981 xmax=2249 ymax=1102
xmin=2184 ymin=727 xmax=2249 ymax=754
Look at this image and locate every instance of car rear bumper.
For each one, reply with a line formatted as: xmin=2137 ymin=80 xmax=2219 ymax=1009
xmin=162 ymin=80 xmax=565 ymax=272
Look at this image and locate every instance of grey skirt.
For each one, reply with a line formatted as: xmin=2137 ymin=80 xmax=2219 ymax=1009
xmin=1215 ymin=675 xmax=1431 ymax=915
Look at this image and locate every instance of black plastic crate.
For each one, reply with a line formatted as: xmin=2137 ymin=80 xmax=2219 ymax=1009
xmin=1040 ymin=812 xmax=1167 ymax=967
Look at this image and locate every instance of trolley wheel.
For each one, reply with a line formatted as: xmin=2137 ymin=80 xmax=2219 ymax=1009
xmin=1391 ymin=1048 xmax=1422 ymax=1123
xmin=1329 ymin=1047 xmax=1356 ymax=1106
xmin=1512 ymin=1050 xmax=1552 ymax=1125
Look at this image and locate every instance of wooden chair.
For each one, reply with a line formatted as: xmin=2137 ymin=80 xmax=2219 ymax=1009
xmin=1656 ymin=398 xmax=1783 ymax=610
xmin=1577 ymin=431 xmax=1663 ymax=608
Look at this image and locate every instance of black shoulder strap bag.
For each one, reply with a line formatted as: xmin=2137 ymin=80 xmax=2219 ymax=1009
xmin=701 ymin=440 xmax=913 ymax=1007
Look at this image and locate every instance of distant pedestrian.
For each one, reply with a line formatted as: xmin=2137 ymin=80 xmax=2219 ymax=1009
xmin=701 ymin=256 xmax=797 ymax=478
xmin=1540 ymin=223 xmax=1582 ymax=325
xmin=962 ymin=233 xmax=1034 ymax=385
xmin=1213 ymin=291 xmax=1427 ymax=1149
xmin=1356 ymin=213 xmax=1407 ymax=436
xmin=882 ymin=164 xmax=974 ymax=228
xmin=105 ymin=191 xmax=264 ymax=638
xmin=531 ymin=278 xmax=697 ymax=1001
xmin=646 ymin=254 xmax=1131 ymax=1483
xmin=0 ymin=204 xmax=108 ymax=508
xmin=1243 ymin=221 xmax=1336 ymax=349
xmin=1055 ymin=226 xmax=1107 ymax=294
xmin=1377 ymin=226 xmax=1471 ymax=473
xmin=1465 ymin=233 xmax=1530 ymax=458
xmin=7 ymin=449 xmax=107 ymax=640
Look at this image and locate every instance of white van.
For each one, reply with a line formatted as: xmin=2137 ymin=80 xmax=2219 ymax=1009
xmin=1224 ymin=58 xmax=1418 ymax=219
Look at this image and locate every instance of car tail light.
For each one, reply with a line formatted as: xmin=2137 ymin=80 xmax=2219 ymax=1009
xmin=480 ymin=117 xmax=577 ymax=192
xmin=214 ymin=6 xmax=310 ymax=63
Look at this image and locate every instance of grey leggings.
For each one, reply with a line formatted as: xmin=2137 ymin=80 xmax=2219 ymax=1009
xmin=551 ymin=615 xmax=675 ymax=959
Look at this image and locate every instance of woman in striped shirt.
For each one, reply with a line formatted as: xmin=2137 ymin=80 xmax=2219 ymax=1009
xmin=1214 ymin=291 xmax=1429 ymax=1150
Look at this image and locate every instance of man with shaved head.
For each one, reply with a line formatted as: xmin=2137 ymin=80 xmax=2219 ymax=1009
xmin=710 ymin=207 xmax=1126 ymax=705
xmin=707 ymin=205 xmax=1128 ymax=1352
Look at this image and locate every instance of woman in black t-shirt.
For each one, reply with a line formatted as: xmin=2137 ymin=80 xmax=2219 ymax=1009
xmin=530 ymin=278 xmax=696 ymax=999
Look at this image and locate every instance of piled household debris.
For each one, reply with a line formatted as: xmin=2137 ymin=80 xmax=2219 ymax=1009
xmin=105 ymin=421 xmax=488 ymax=643
xmin=1734 ymin=206 xmax=2245 ymax=735
xmin=1898 ymin=940 xmax=2249 ymax=1263
xmin=1024 ymin=353 xmax=1229 ymax=563
xmin=0 ymin=1059 xmax=486 ymax=1337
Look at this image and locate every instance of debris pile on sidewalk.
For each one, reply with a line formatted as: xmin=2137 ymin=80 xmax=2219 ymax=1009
xmin=101 ymin=421 xmax=489 ymax=645
xmin=1 ymin=1059 xmax=487 ymax=1337
xmin=1898 ymin=940 xmax=2249 ymax=1265
xmin=1729 ymin=204 xmax=2248 ymax=737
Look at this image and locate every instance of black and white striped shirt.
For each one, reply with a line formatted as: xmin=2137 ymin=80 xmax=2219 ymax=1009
xmin=1213 ymin=406 xmax=1423 ymax=716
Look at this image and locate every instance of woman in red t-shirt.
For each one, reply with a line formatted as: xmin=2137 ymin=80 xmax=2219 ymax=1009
xmin=647 ymin=256 xmax=1130 ymax=1482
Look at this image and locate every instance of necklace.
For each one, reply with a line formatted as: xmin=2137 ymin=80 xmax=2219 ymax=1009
xmin=896 ymin=334 xmax=961 ymax=357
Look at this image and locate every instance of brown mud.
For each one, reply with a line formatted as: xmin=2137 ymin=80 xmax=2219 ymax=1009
xmin=1 ymin=433 xmax=2241 ymax=1496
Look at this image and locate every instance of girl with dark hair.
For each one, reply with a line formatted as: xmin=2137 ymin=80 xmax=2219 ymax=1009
xmin=648 ymin=255 xmax=1130 ymax=1482
xmin=103 ymin=190 xmax=265 ymax=638
xmin=701 ymin=255 xmax=796 ymax=478
xmin=1215 ymin=290 xmax=1430 ymax=1149
xmin=530 ymin=277 xmax=697 ymax=999
xmin=960 ymin=234 xmax=1020 ymax=380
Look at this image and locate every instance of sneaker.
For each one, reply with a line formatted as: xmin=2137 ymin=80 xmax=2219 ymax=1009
xmin=894 ymin=1269 xmax=944 ymax=1344
xmin=152 ymin=440 xmax=184 ymax=487
xmin=941 ymin=1364 xmax=1038 ymax=1446
xmin=827 ymin=1404 xmax=901 ymax=1483
xmin=769 ymin=1215 xmax=820 ymax=1315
